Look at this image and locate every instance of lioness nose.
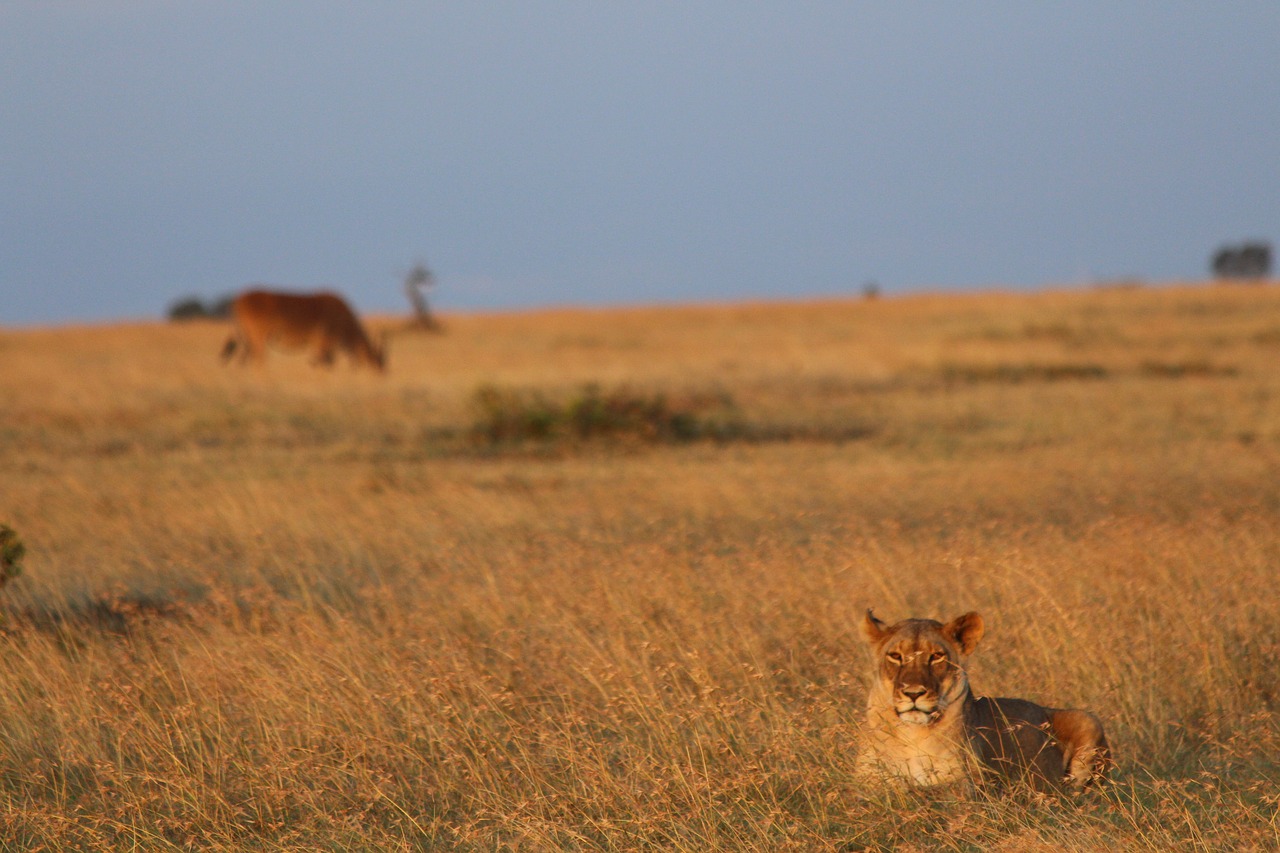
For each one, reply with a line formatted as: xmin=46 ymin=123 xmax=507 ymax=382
xmin=901 ymin=686 xmax=927 ymax=700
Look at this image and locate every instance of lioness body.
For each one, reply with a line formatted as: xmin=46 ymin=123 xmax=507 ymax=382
xmin=221 ymin=288 xmax=385 ymax=371
xmin=856 ymin=611 xmax=1110 ymax=793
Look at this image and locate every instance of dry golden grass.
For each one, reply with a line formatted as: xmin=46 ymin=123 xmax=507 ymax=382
xmin=3 ymin=282 xmax=1280 ymax=849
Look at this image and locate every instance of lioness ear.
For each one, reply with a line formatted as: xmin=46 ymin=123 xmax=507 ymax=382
xmin=943 ymin=611 xmax=985 ymax=656
xmin=861 ymin=609 xmax=890 ymax=645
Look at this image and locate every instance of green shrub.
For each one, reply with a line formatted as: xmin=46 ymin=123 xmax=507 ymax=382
xmin=470 ymin=385 xmax=560 ymax=444
xmin=469 ymin=383 xmax=723 ymax=447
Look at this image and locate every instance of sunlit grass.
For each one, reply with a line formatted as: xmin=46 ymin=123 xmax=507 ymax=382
xmin=3 ymin=282 xmax=1280 ymax=848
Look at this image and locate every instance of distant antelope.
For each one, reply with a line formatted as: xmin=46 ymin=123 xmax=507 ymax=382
xmin=220 ymin=288 xmax=386 ymax=372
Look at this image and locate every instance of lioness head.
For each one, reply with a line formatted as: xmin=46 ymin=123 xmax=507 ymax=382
xmin=861 ymin=609 xmax=985 ymax=726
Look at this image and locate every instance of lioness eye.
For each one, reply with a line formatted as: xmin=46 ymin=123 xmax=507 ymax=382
xmin=886 ymin=652 xmax=902 ymax=665
xmin=929 ymin=652 xmax=946 ymax=664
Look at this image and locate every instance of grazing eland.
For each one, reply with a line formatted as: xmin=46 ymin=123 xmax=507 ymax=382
xmin=220 ymin=288 xmax=386 ymax=372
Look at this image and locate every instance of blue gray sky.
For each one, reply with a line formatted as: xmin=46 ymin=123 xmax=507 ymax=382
xmin=3 ymin=3 xmax=1278 ymax=326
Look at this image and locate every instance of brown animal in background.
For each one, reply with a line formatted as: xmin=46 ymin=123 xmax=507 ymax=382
xmin=220 ymin=288 xmax=386 ymax=372
xmin=856 ymin=609 xmax=1111 ymax=794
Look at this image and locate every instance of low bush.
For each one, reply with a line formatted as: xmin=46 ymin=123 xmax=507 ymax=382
xmin=469 ymin=383 xmax=727 ymax=447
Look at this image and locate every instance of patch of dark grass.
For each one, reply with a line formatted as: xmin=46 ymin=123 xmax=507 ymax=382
xmin=1139 ymin=360 xmax=1239 ymax=379
xmin=939 ymin=362 xmax=1110 ymax=385
xmin=1252 ymin=327 xmax=1280 ymax=346
xmin=976 ymin=322 xmax=1083 ymax=342
xmin=0 ymin=525 xmax=24 ymax=591
xmin=722 ymin=420 xmax=878 ymax=444
xmin=7 ymin=590 xmax=195 ymax=639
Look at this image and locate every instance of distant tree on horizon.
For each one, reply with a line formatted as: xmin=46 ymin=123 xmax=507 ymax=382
xmin=167 ymin=293 xmax=234 ymax=321
xmin=1211 ymin=241 xmax=1272 ymax=280
xmin=404 ymin=262 xmax=443 ymax=332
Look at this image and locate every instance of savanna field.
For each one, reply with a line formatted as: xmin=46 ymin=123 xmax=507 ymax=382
xmin=3 ymin=283 xmax=1280 ymax=851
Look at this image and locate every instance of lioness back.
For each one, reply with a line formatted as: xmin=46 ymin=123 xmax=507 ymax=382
xmin=967 ymin=697 xmax=1068 ymax=790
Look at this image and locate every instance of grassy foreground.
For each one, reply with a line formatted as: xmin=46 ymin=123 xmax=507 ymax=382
xmin=3 ymin=283 xmax=1280 ymax=850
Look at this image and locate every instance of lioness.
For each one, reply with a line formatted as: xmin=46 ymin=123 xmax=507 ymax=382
xmin=856 ymin=609 xmax=1110 ymax=793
